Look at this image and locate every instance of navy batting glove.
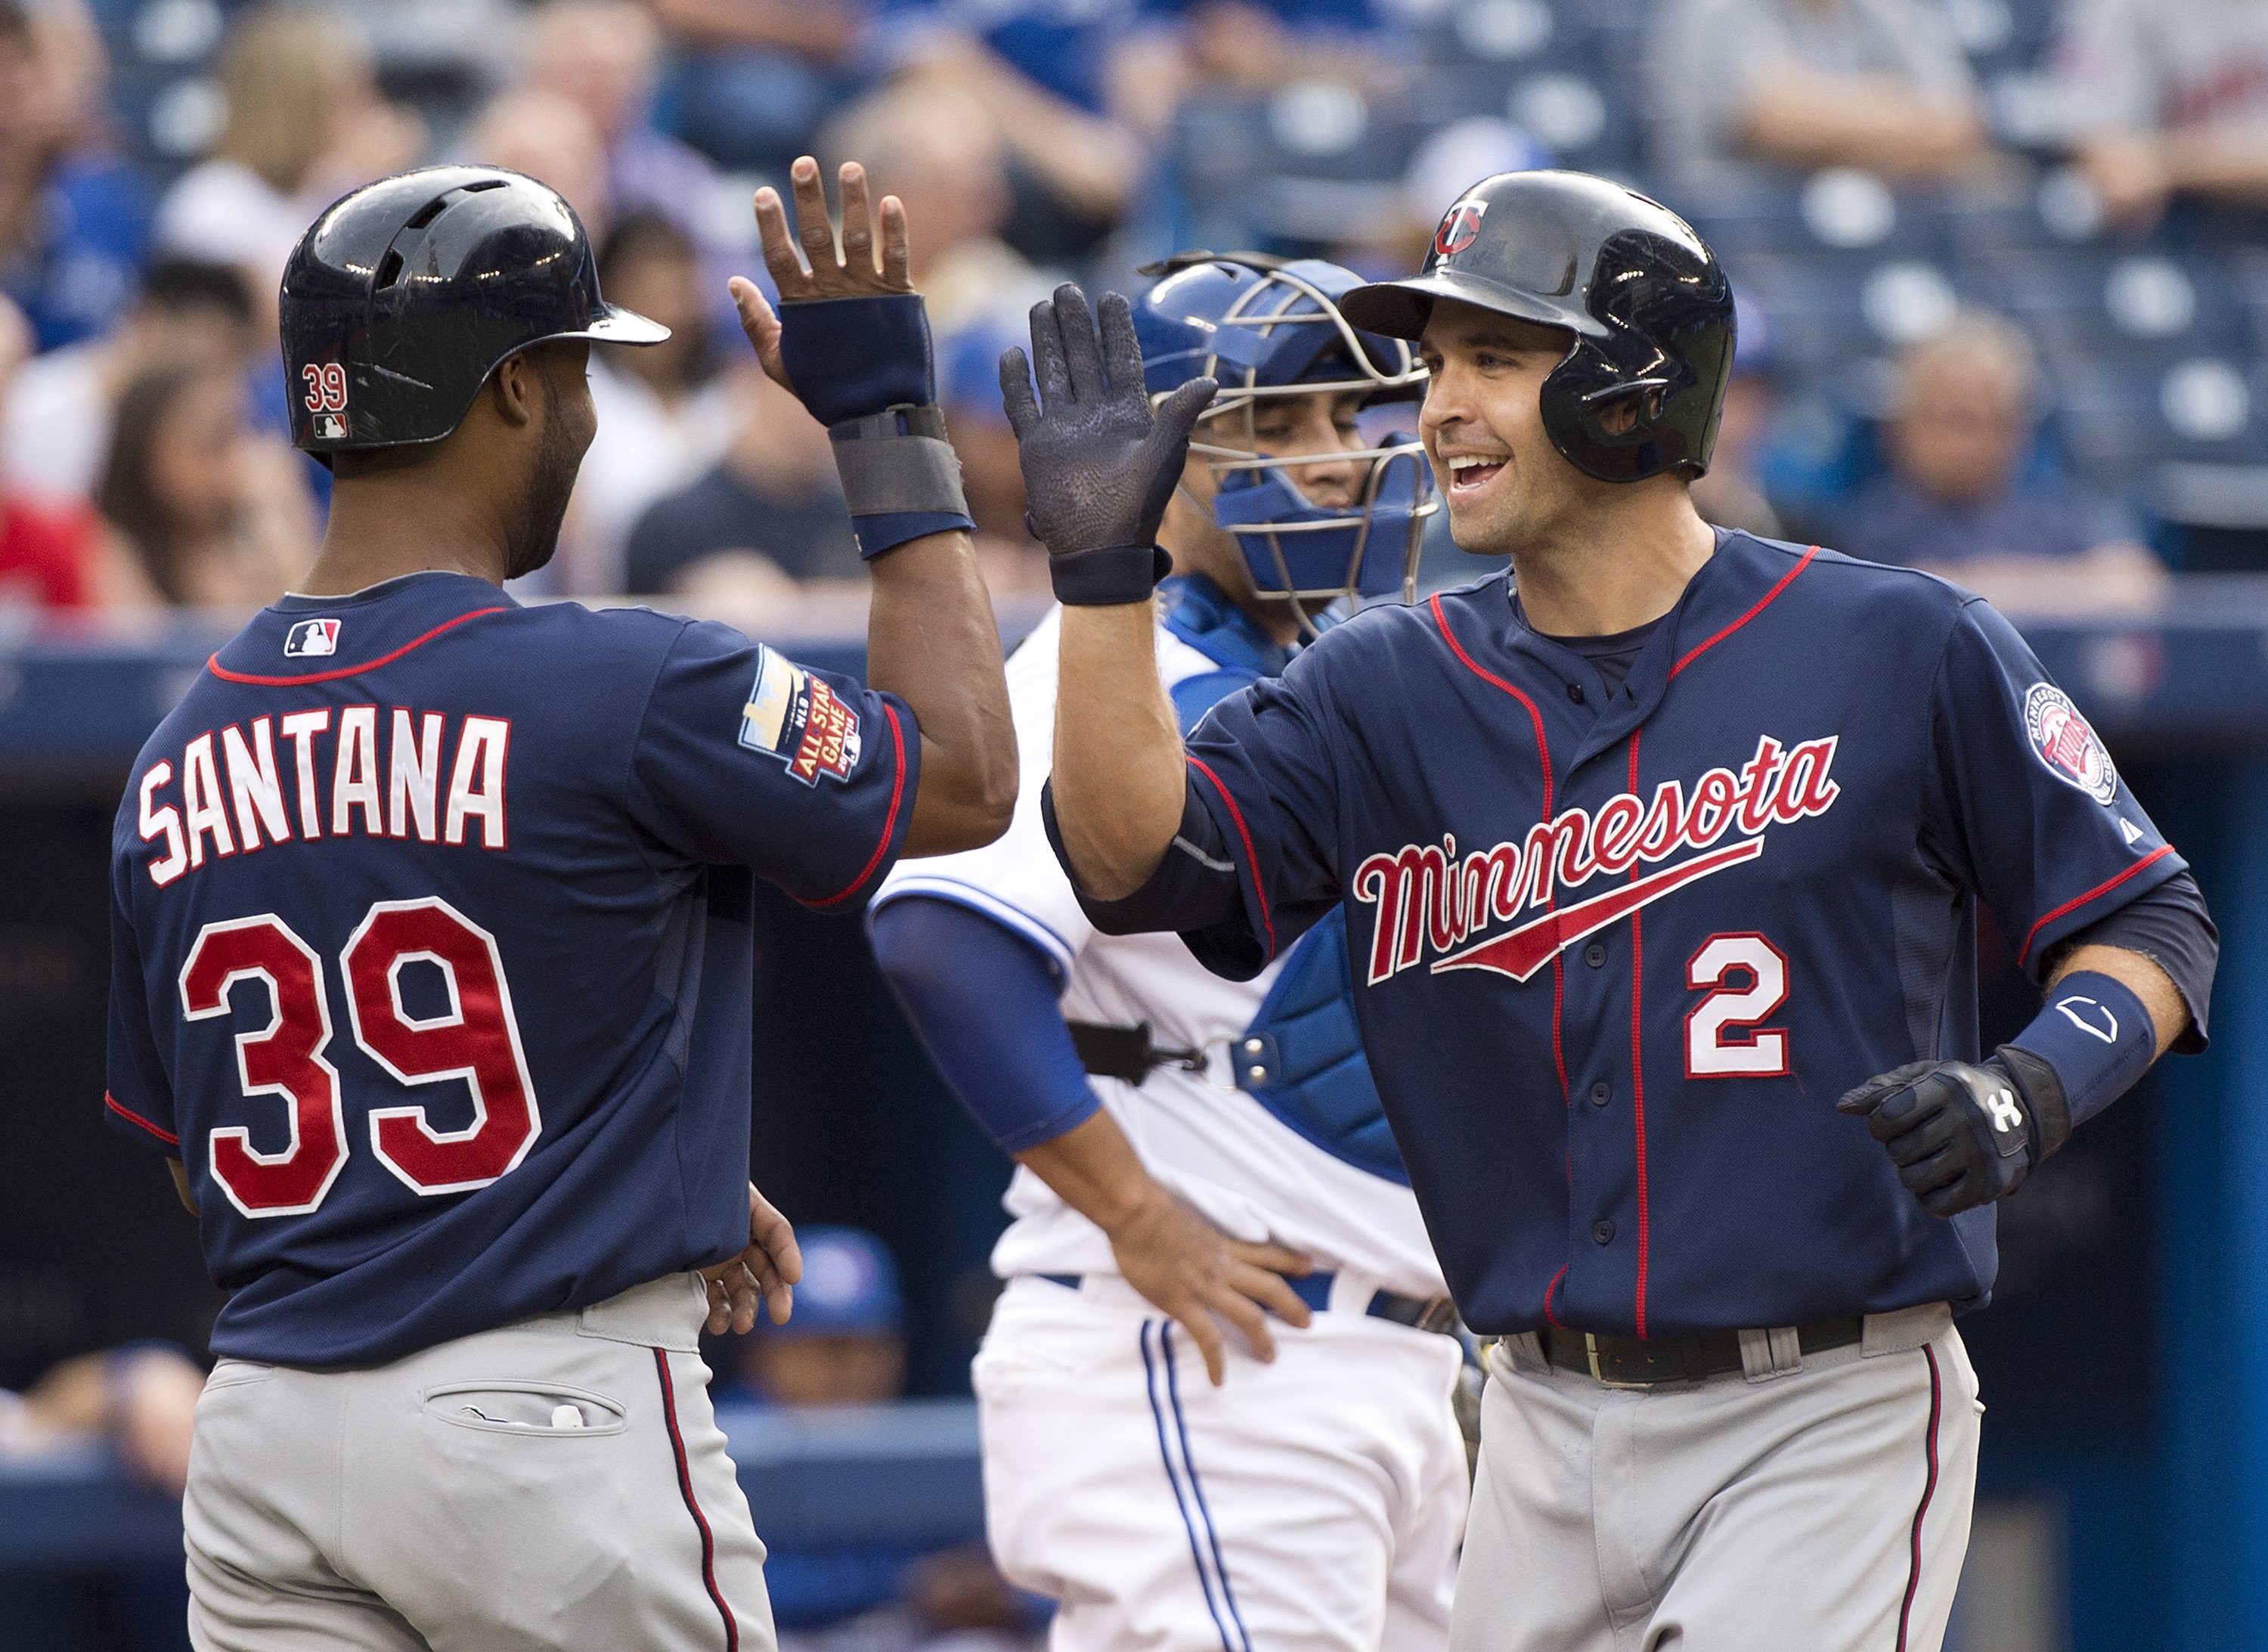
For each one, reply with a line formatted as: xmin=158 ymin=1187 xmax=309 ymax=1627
xmin=776 ymin=293 xmax=937 ymax=427
xmin=1836 ymin=1049 xmax=2068 ymax=1217
xmin=999 ymin=284 xmax=1215 ymax=605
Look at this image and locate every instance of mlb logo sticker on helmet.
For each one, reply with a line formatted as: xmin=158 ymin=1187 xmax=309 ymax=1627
xmin=1434 ymin=199 xmax=1488 ymax=259
xmin=284 ymin=618 xmax=341 ymax=658
xmin=2024 ymin=682 xmax=2118 ymax=804
xmin=738 ymin=646 xmax=861 ymax=786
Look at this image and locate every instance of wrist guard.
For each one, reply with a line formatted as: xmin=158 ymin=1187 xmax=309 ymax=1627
xmin=831 ymin=404 xmax=973 ymax=560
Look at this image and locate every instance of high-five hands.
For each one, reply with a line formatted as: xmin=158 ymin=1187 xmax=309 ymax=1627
xmin=999 ymin=284 xmax=1216 ymax=605
xmin=729 ymin=156 xmax=911 ymax=395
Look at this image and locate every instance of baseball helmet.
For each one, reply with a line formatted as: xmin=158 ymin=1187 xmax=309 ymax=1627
xmin=1340 ymin=170 xmax=1735 ymax=483
xmin=280 ymin=165 xmax=668 ymax=455
xmin=1133 ymin=253 xmax=1436 ymax=613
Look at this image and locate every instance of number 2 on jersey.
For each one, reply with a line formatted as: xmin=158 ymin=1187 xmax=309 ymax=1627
xmin=1684 ymin=932 xmax=1790 ymax=1077
xmin=180 ymin=899 xmax=541 ymax=1217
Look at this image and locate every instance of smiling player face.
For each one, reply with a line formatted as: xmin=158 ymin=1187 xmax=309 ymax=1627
xmin=1416 ymin=301 xmax=1586 ymax=556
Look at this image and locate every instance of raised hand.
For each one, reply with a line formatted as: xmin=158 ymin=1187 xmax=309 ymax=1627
xmin=730 ymin=156 xmax=912 ymax=395
xmin=1000 ymin=284 xmax=1215 ymax=596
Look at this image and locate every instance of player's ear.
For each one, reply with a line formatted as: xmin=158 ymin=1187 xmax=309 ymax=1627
xmin=487 ymin=351 xmax=540 ymax=431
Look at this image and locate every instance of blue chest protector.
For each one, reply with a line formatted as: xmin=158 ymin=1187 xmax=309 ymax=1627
xmin=1160 ymin=578 xmax=1409 ymax=1186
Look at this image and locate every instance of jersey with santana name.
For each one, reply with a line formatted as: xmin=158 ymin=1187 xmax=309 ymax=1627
xmin=875 ymin=577 xmax=1444 ymax=1298
xmin=1163 ymin=532 xmax=2186 ymax=1339
xmin=105 ymin=572 xmax=918 ymax=1369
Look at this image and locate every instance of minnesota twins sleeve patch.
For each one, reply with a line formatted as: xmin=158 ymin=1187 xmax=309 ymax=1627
xmin=739 ymin=646 xmax=862 ymax=786
xmin=2023 ymin=683 xmax=2118 ymax=804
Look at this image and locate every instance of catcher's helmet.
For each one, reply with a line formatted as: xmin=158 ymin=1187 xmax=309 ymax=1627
xmin=1132 ymin=253 xmax=1435 ymax=612
xmin=280 ymin=166 xmax=668 ymax=455
xmin=1341 ymin=170 xmax=1735 ymax=483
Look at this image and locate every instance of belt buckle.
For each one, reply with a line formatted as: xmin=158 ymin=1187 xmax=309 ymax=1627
xmin=1583 ymin=1332 xmax=1650 ymax=1390
xmin=1414 ymin=1297 xmax=1461 ymax=1337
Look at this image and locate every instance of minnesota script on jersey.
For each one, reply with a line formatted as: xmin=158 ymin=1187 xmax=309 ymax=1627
xmin=1165 ymin=532 xmax=2186 ymax=1340
xmin=105 ymin=572 xmax=918 ymax=1368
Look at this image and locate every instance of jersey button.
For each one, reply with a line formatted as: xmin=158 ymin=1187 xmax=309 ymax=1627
xmin=1584 ymin=942 xmax=1607 ymax=968
xmin=1566 ymin=682 xmax=1585 ymax=703
xmin=1593 ymin=1220 xmax=1616 ymax=1244
xmin=1589 ymin=1080 xmax=1611 ymax=1106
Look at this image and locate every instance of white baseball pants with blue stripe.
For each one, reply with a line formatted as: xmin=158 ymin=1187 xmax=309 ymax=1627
xmin=973 ymin=1274 xmax=1467 ymax=1652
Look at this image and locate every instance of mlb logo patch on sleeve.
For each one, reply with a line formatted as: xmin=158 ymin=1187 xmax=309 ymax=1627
xmin=284 ymin=618 xmax=341 ymax=658
xmin=739 ymin=646 xmax=862 ymax=786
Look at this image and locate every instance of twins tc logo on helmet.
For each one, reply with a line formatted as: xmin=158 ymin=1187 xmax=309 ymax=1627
xmin=1433 ymin=200 xmax=1488 ymax=259
xmin=2023 ymin=683 xmax=2118 ymax=804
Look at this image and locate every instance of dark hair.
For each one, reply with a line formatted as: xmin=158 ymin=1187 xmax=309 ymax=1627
xmin=97 ymin=364 xmax=234 ymax=603
xmin=596 ymin=209 xmax=696 ymax=287
xmin=0 ymin=2 xmax=31 ymax=47
xmin=139 ymin=258 xmax=255 ymax=324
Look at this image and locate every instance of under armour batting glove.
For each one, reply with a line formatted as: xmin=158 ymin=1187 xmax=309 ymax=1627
xmin=999 ymin=284 xmax=1215 ymax=605
xmin=1836 ymin=1047 xmax=2071 ymax=1218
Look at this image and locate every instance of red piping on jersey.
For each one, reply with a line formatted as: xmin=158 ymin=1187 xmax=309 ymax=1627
xmin=105 ymin=1093 xmax=179 ymax=1147
xmin=654 ymin=1347 xmax=739 ymax=1650
xmin=1897 ymin=1345 xmax=1944 ymax=1652
xmin=2017 ymin=844 xmax=2175 ymax=965
xmin=1543 ymin=1264 xmax=1568 ymax=1329
xmin=1668 ymin=547 xmax=1817 ymax=680
xmin=206 ymin=607 xmax=507 ymax=686
xmin=1627 ymin=732 xmax=1650 ymax=1339
xmin=1186 ymin=755 xmax=1277 ymax=962
xmin=1430 ymin=593 xmax=1571 ymax=1099
xmin=801 ymin=703 xmax=909 ymax=912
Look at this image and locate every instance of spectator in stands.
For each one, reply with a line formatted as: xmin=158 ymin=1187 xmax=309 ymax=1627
xmin=3 ymin=259 xmax=254 ymax=510
xmin=939 ymin=320 xmax=1050 ymax=597
xmin=0 ymin=1344 xmax=204 ymax=1499
xmin=2046 ymin=0 xmax=2268 ymax=230
xmin=1108 ymin=0 xmax=1400 ymax=143
xmin=524 ymin=0 xmax=725 ymax=260
xmin=1839 ymin=310 xmax=2168 ymax=615
xmin=94 ymin=361 xmax=317 ymax=612
xmin=720 ymin=1226 xmax=906 ymax=1409
xmin=0 ymin=0 xmax=150 ymax=352
xmin=624 ymin=361 xmax=860 ymax=603
xmin=557 ymin=210 xmax=734 ymax=593
xmin=872 ymin=0 xmax=1144 ymax=262
xmin=817 ymin=82 xmax=1056 ymax=339
xmin=460 ymin=86 xmax=613 ymax=241
xmin=655 ymin=0 xmax=863 ymax=173
xmin=0 ymin=293 xmax=104 ymax=609
xmin=152 ymin=5 xmax=423 ymax=327
xmin=1644 ymin=0 xmax=2000 ymax=193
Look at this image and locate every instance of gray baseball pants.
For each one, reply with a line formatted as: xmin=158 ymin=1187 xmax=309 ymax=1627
xmin=183 ymin=1273 xmax=775 ymax=1652
xmin=1451 ymin=1304 xmax=1979 ymax=1652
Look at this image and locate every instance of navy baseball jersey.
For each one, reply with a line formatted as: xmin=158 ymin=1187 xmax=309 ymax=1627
xmin=1150 ymin=532 xmax=2184 ymax=1339
xmin=105 ymin=572 xmax=917 ymax=1368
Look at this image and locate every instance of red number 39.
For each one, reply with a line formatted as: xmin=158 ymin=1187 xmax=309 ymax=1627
xmin=300 ymin=361 xmax=348 ymax=414
xmin=179 ymin=900 xmax=541 ymax=1217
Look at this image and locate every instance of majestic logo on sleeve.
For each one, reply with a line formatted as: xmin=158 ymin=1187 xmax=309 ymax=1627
xmin=1350 ymin=733 xmax=1841 ymax=985
xmin=739 ymin=645 xmax=861 ymax=786
xmin=2023 ymin=683 xmax=2118 ymax=804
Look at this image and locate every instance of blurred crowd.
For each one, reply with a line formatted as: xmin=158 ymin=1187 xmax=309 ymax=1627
xmin=0 ymin=0 xmax=2245 ymax=628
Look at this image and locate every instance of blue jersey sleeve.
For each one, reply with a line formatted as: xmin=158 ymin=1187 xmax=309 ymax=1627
xmin=1926 ymin=598 xmax=2189 ymax=976
xmin=628 ymin=620 xmax=920 ymax=912
xmin=1173 ymin=644 xmax=1348 ymax=979
xmin=103 ymin=871 xmax=178 ymax=1157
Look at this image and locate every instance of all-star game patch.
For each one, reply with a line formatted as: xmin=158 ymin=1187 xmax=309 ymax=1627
xmin=2024 ymin=682 xmax=2118 ymax=804
xmin=739 ymin=646 xmax=862 ymax=786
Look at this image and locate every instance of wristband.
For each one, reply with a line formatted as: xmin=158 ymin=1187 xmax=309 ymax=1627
xmin=778 ymin=293 xmax=936 ymax=426
xmin=830 ymin=404 xmax=974 ymax=559
xmin=2005 ymin=969 xmax=2155 ymax=1148
xmin=1050 ymin=544 xmax=1173 ymax=606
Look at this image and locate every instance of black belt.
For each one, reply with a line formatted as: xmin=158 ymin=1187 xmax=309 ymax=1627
xmin=1040 ymin=1270 xmax=1461 ymax=1337
xmin=1067 ymin=1020 xmax=1210 ymax=1084
xmin=1537 ymin=1318 xmax=1864 ymax=1387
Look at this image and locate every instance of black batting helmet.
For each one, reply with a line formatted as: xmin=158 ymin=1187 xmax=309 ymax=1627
xmin=280 ymin=166 xmax=668 ymax=456
xmin=1341 ymin=170 xmax=1735 ymax=483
